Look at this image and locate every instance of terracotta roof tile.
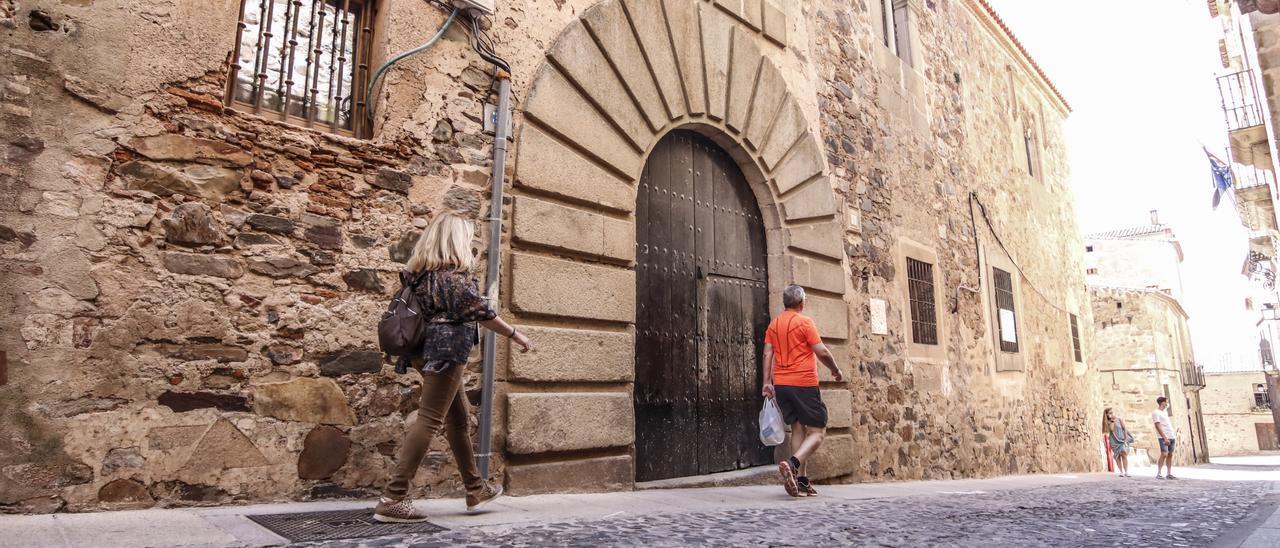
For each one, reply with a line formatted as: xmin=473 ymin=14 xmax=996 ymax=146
xmin=974 ymin=0 xmax=1071 ymax=112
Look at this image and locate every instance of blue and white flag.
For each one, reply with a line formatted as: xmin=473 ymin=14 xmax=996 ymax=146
xmin=1205 ymin=147 xmax=1233 ymax=209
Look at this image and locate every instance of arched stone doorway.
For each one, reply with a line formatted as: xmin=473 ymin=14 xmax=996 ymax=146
xmin=634 ymin=129 xmax=771 ymax=481
xmin=503 ymin=0 xmax=856 ymax=493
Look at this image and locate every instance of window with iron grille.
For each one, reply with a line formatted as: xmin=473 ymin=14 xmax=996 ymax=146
xmin=1070 ymin=313 xmax=1082 ymax=362
xmin=226 ymin=0 xmax=376 ymax=137
xmin=993 ymin=267 xmax=1018 ymax=352
xmin=1256 ymin=383 xmax=1271 ymax=408
xmin=906 ymin=257 xmax=938 ymax=345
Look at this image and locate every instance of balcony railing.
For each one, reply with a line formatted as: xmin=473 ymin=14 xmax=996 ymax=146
xmin=1182 ymin=360 xmax=1206 ymax=388
xmin=1234 ymin=161 xmax=1277 ymax=190
xmin=1218 ymin=70 xmax=1266 ymax=131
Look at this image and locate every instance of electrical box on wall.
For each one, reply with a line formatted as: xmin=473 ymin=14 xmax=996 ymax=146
xmin=452 ymin=0 xmax=495 ymax=15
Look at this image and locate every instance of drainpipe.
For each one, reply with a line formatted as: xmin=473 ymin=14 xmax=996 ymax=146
xmin=477 ymin=71 xmax=512 ymax=480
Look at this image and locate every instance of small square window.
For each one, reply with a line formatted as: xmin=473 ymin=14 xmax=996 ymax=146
xmin=1085 ymin=245 xmax=1094 ymax=253
xmin=1087 ymin=268 xmax=1099 ymax=275
xmin=226 ymin=0 xmax=377 ymax=137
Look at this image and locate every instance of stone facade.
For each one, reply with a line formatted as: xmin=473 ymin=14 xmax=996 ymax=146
xmin=1202 ymin=371 xmax=1276 ymax=455
xmin=1 ymin=0 xmax=1100 ymax=512
xmin=1091 ymin=287 xmax=1208 ymax=466
xmin=1083 ymin=222 xmax=1184 ymax=299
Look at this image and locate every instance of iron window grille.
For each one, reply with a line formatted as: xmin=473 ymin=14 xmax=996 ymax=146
xmin=1070 ymin=313 xmax=1082 ymax=362
xmin=906 ymin=257 xmax=938 ymax=345
xmin=1256 ymin=383 xmax=1271 ymax=408
xmin=993 ymin=267 xmax=1018 ymax=353
xmin=225 ymin=0 xmax=375 ymax=137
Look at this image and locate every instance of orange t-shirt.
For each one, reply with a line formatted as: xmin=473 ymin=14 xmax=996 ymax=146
xmin=764 ymin=310 xmax=822 ymax=387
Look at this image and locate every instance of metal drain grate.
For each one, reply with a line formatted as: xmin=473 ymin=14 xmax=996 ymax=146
xmin=246 ymin=509 xmax=447 ymax=542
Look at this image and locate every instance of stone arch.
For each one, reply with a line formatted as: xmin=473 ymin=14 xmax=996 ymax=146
xmin=503 ymin=0 xmax=853 ymax=491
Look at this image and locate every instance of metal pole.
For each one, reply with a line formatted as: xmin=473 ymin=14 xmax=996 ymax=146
xmin=477 ymin=73 xmax=512 ymax=480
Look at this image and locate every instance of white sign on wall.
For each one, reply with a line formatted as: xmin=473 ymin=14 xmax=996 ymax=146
xmin=870 ymin=298 xmax=888 ymax=335
xmin=999 ymin=309 xmax=1018 ymax=343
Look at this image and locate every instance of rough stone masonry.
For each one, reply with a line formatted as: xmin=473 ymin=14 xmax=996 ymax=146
xmin=1 ymin=0 xmax=1101 ymax=513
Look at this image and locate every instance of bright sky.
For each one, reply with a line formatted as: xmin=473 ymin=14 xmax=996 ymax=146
xmin=986 ymin=0 xmax=1259 ymax=367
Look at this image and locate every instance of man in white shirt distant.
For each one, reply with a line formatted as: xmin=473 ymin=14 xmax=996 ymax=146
xmin=1151 ymin=396 xmax=1177 ymax=480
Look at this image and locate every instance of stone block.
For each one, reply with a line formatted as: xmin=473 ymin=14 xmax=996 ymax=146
xmin=745 ymin=60 xmax=786 ymax=150
xmin=743 ymin=0 xmax=762 ymax=30
xmin=162 ymin=202 xmax=223 ymax=246
xmin=785 ymin=222 xmax=844 ymax=260
xmin=822 ymin=388 xmax=853 ymax=429
xmin=161 ymin=251 xmax=244 ymax=279
xmin=806 ymin=433 xmax=854 ymax=480
xmin=245 ymin=213 xmax=295 ymax=235
xmin=508 ymin=326 xmax=634 ymax=383
xmin=548 ymin=20 xmax=652 ymax=149
xmin=511 ymin=253 xmax=635 ymax=323
xmin=253 ymin=377 xmax=356 ymax=425
xmin=119 ymin=160 xmax=241 ymax=199
xmin=700 ymin=4 xmax=734 ymax=121
xmin=127 ymin=135 xmax=251 ymax=167
xmin=506 ymin=455 xmax=632 ymax=494
xmin=98 ymin=479 xmax=153 ymax=508
xmin=525 ymin=67 xmax=642 ymax=178
xmin=726 ymin=27 xmax=762 ymax=133
xmin=788 ymin=255 xmax=845 ymax=294
xmin=781 ymin=177 xmax=837 ymax=221
xmin=506 ymin=392 xmax=634 ymax=454
xmin=806 ymin=294 xmax=849 ymax=340
xmin=181 ymin=419 xmax=269 ymax=477
xmin=773 ymin=136 xmax=823 ymax=194
xmin=759 ymin=100 xmax=804 ymax=170
xmin=515 ymin=124 xmax=634 ymax=214
xmin=318 ymin=350 xmax=383 ymax=377
xmin=297 ymin=426 xmax=350 ymax=480
xmin=158 ymin=391 xmax=250 ymax=413
xmin=714 ymin=0 xmax=745 ymax=20
xmin=583 ymin=0 xmax=668 ymax=129
xmin=513 ymin=196 xmax=634 ymax=262
xmin=623 ymin=0 xmax=686 ymax=118
xmin=247 ymin=256 xmax=317 ymax=278
xmin=763 ymin=1 xmax=787 ymax=46
xmin=664 ymin=0 xmax=705 ymax=116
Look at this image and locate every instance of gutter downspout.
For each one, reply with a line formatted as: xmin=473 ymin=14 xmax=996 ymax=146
xmin=477 ymin=71 xmax=512 ymax=480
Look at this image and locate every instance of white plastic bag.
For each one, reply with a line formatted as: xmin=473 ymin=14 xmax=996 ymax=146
xmin=759 ymin=398 xmax=786 ymax=446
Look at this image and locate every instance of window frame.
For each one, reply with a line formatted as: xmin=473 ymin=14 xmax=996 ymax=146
xmin=898 ymin=237 xmax=947 ymax=363
xmin=875 ymin=0 xmax=914 ymax=67
xmin=984 ymin=246 xmax=1025 ymax=373
xmin=1069 ymin=313 xmax=1082 ymax=363
xmin=225 ymin=0 xmax=378 ymax=138
xmin=993 ymin=267 xmax=1019 ymax=353
xmin=906 ymin=257 xmax=939 ymax=346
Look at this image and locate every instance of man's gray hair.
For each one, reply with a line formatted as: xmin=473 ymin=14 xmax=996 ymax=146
xmin=782 ymin=284 xmax=806 ymax=308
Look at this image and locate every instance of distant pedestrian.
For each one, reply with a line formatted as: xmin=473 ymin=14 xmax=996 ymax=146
xmin=1152 ymin=396 xmax=1177 ymax=480
xmin=761 ymin=285 xmax=845 ymax=497
xmin=374 ymin=211 xmax=534 ymax=523
xmin=1103 ymin=407 xmax=1134 ymax=477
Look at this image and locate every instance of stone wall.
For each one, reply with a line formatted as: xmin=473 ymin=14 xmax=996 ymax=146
xmin=1202 ymin=371 xmax=1273 ymax=455
xmin=1091 ymin=287 xmax=1206 ymax=466
xmin=1084 ymin=236 xmax=1184 ymax=298
xmin=2 ymin=0 xmax=1101 ymax=512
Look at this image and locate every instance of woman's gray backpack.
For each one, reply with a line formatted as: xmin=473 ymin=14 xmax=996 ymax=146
xmin=378 ymin=271 xmax=428 ymax=362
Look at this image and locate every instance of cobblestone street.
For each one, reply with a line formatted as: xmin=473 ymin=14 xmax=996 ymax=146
xmin=317 ymin=475 xmax=1276 ymax=548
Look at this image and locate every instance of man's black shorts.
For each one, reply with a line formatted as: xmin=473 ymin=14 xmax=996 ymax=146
xmin=775 ymin=385 xmax=827 ymax=428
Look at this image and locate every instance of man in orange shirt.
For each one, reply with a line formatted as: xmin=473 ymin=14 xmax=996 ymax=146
xmin=762 ymin=284 xmax=844 ymax=497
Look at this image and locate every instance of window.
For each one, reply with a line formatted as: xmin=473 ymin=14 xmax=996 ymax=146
xmin=993 ymin=267 xmax=1018 ymax=352
xmin=226 ymin=0 xmax=376 ymax=136
xmin=1070 ymin=314 xmax=1082 ymax=362
xmin=1256 ymin=383 xmax=1271 ymax=408
xmin=1085 ymin=245 xmax=1094 ymax=253
xmin=907 ymin=257 xmax=938 ymax=345
xmin=879 ymin=0 xmax=912 ymax=65
xmin=1086 ymin=268 xmax=1098 ymax=275
xmin=1023 ymin=128 xmax=1036 ymax=177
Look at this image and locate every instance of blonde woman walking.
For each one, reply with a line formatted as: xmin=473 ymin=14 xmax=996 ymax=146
xmin=375 ymin=211 xmax=534 ymax=523
xmin=1104 ymin=407 xmax=1134 ymax=478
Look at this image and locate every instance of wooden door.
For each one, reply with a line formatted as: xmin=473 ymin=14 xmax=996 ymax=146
xmin=1257 ymin=423 xmax=1279 ymax=451
xmin=635 ymin=130 xmax=771 ymax=481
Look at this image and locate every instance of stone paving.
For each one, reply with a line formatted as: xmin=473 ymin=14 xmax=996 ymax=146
xmin=308 ymin=477 xmax=1274 ymax=547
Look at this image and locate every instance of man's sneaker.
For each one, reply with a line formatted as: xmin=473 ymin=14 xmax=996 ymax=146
xmin=1165 ymin=474 xmax=1178 ymax=480
xmin=373 ymin=497 xmax=429 ymax=523
xmin=777 ymin=461 xmax=800 ymax=497
xmin=801 ymin=481 xmax=818 ymax=497
xmin=1156 ymin=475 xmax=1165 ymax=479
xmin=466 ymin=481 xmax=504 ymax=512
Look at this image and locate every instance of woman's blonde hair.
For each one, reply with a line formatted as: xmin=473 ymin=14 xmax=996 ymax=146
xmin=1102 ymin=407 xmax=1114 ymax=434
xmin=406 ymin=211 xmax=475 ymax=273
